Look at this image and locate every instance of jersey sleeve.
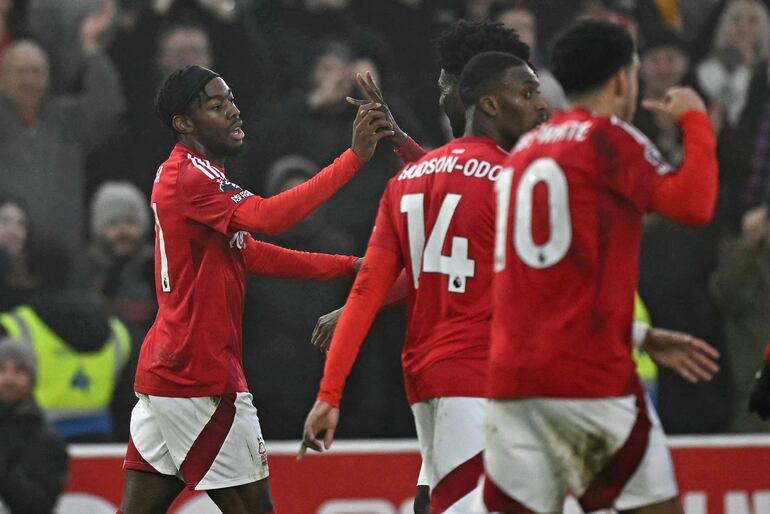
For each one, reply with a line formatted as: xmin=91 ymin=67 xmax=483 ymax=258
xmin=242 ymin=236 xmax=358 ymax=279
xmin=394 ymin=136 xmax=427 ymax=164
xmin=367 ymin=183 xmax=402 ymax=257
xmin=229 ymin=149 xmax=361 ymax=235
xmin=596 ymin=111 xmax=718 ymax=225
xmin=594 ymin=116 xmax=675 ymax=212
xmin=178 ymin=161 xmax=248 ymax=235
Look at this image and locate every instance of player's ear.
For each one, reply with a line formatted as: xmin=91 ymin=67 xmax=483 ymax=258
xmin=612 ymin=68 xmax=627 ymax=98
xmin=479 ymin=95 xmax=498 ymax=117
xmin=172 ymin=114 xmax=194 ymax=135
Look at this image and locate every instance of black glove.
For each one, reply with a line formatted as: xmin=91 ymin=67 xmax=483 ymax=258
xmin=749 ymin=363 xmax=770 ymax=420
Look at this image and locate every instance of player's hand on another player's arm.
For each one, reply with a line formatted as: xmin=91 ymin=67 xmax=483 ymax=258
xmin=641 ymin=87 xmax=707 ymax=121
xmin=312 ymin=307 xmax=343 ymax=354
xmin=351 ymin=102 xmax=395 ymax=163
xmin=298 ymin=400 xmax=339 ymax=459
xmin=642 ymin=327 xmax=720 ymax=383
xmin=347 ymin=71 xmax=408 ymax=147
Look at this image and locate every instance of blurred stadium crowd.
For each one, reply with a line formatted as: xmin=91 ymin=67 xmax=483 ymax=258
xmin=0 ymin=0 xmax=769 ymax=448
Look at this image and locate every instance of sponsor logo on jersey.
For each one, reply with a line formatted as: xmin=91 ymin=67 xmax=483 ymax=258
xmin=230 ymin=190 xmax=254 ymax=203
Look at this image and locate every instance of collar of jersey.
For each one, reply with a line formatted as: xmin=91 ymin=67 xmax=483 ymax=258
xmin=173 ymin=143 xmax=224 ymax=171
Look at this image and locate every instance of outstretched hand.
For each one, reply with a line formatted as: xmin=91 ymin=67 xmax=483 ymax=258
xmin=347 ymin=71 xmax=407 ymax=147
xmin=311 ymin=307 xmax=343 ymax=354
xmin=642 ymin=86 xmax=707 ymax=121
xmin=351 ymin=102 xmax=394 ymax=163
xmin=298 ymin=400 xmax=339 ymax=460
xmin=642 ymin=327 xmax=720 ymax=383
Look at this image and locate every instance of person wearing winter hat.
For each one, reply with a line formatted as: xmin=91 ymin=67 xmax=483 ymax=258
xmin=90 ymin=181 xmax=151 ymax=260
xmin=0 ymin=337 xmax=69 ymax=513
xmin=75 ymin=181 xmax=153 ymax=441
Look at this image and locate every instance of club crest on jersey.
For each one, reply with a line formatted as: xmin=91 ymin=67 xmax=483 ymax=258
xmin=218 ymin=177 xmax=242 ymax=193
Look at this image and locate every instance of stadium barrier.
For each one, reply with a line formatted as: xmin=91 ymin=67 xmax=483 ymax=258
xmin=58 ymin=436 xmax=770 ymax=514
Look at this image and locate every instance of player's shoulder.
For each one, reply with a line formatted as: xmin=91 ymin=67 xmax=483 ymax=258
xmin=179 ymin=151 xmax=226 ymax=184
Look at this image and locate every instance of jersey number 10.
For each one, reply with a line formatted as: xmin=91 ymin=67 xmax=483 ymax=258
xmin=400 ymin=193 xmax=476 ymax=293
xmin=495 ymin=158 xmax=572 ymax=271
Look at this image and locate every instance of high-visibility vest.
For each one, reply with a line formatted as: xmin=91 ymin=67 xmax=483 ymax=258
xmin=0 ymin=305 xmax=131 ymax=437
xmin=633 ymin=293 xmax=659 ymax=391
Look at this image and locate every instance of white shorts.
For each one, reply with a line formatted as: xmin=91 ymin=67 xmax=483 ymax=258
xmin=124 ymin=392 xmax=269 ymax=491
xmin=412 ymin=397 xmax=486 ymax=514
xmin=483 ymin=392 xmax=678 ymax=513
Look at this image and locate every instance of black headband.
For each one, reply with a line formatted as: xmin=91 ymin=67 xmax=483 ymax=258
xmin=157 ymin=65 xmax=220 ymax=129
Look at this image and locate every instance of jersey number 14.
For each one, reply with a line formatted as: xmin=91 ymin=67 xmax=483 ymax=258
xmin=400 ymin=193 xmax=475 ymax=293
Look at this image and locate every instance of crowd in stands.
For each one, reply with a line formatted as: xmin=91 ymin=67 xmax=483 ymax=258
xmin=0 ymin=0 xmax=769 ymax=445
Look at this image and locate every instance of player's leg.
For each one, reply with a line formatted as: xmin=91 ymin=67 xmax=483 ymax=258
xmin=411 ymin=400 xmax=436 ymax=514
xmin=149 ymin=392 xmax=272 ymax=508
xmin=206 ymin=476 xmax=275 ymax=513
xmin=414 ymin=485 xmax=430 ymax=514
xmin=121 ymin=394 xmax=186 ymax=513
xmin=120 ymin=469 xmax=185 ymax=514
xmin=612 ymin=396 xmax=681 ymax=514
xmin=482 ymin=399 xmax=562 ymax=514
xmin=429 ymin=397 xmax=486 ymax=513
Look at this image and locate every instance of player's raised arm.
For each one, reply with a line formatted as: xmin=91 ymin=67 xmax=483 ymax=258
xmin=346 ymin=71 xmax=428 ymax=164
xmin=242 ymin=236 xmax=359 ymax=280
xmin=229 ymin=102 xmax=394 ymax=235
xmin=642 ymin=87 xmax=718 ymax=225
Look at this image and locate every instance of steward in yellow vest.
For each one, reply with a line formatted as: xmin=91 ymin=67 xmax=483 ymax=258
xmin=0 ymin=292 xmax=130 ymax=441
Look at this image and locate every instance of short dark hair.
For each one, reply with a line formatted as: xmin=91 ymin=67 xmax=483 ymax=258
xmin=551 ymin=19 xmax=636 ymax=97
xmin=155 ymin=65 xmax=219 ymax=131
xmin=459 ymin=51 xmax=528 ymax=107
xmin=434 ymin=20 xmax=531 ymax=76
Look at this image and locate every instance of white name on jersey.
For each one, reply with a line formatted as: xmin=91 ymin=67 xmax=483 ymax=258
xmin=398 ymin=154 xmax=504 ymax=182
xmin=515 ymin=120 xmax=593 ymax=152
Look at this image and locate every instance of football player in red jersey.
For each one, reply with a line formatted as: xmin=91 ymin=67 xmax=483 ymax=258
xmin=310 ymin=20 xmax=720 ymax=514
xmin=299 ymin=52 xmax=548 ymax=514
xmin=486 ymin=20 xmax=717 ymax=514
xmin=118 ymin=65 xmax=393 ymax=514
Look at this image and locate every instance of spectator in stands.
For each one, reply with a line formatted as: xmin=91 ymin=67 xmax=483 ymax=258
xmin=0 ymin=337 xmax=68 ymax=513
xmin=0 ymin=289 xmax=131 ymax=442
xmin=0 ymin=194 xmax=36 ymax=311
xmin=492 ymin=3 xmax=567 ymax=110
xmin=0 ymin=0 xmax=28 ymax=57
xmin=0 ymin=31 xmax=124 ymax=253
xmin=697 ymin=0 xmax=770 ymax=126
xmin=246 ymin=40 xmax=409 ymax=247
xmin=635 ymin=26 xmax=694 ymax=162
xmin=75 ymin=181 xmax=154 ymax=441
xmin=711 ymin=217 xmax=770 ymax=432
xmin=27 ymin=0 xmax=116 ymax=92
xmin=94 ymin=20 xmax=215 ymax=198
xmin=635 ymin=26 xmax=733 ymax=435
xmin=244 ymin=155 xmax=357 ymax=438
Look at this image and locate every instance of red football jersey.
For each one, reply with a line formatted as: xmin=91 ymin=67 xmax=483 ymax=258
xmin=369 ymin=136 xmax=507 ymax=404
xmin=135 ymin=143 xmax=255 ymax=397
xmin=490 ymin=108 xmax=715 ymax=399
